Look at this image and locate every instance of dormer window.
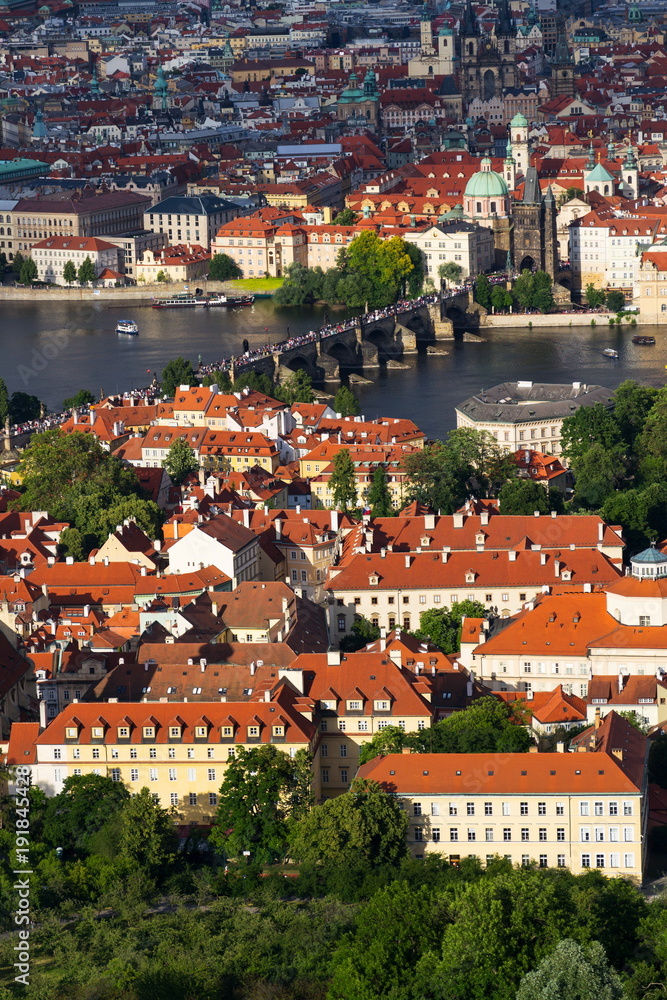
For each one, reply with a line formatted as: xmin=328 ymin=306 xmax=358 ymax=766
xmin=475 ymin=533 xmax=485 ymax=545
xmin=272 ymin=725 xmax=284 ymax=737
xmin=169 ymin=726 xmax=181 ymax=739
xmin=248 ymin=725 xmax=260 ymax=738
xmin=222 ymin=725 xmax=234 ymax=737
xmin=320 ymin=699 xmax=337 ymax=711
xmin=374 ymin=699 xmax=390 ymax=711
xmin=347 ymin=699 xmax=363 ymax=711
xmin=91 ymin=726 xmax=104 ymax=740
xmin=369 ymin=574 xmax=379 ymax=585
xmin=561 ymin=570 xmax=572 ymax=581
xmin=195 ymin=725 xmax=208 ymax=738
xmin=465 ymin=571 xmax=475 ymax=584
xmin=143 ymin=726 xmax=155 ymax=739
xmin=65 ymin=726 xmax=78 ymax=740
xmin=117 ymin=726 xmax=130 ymax=739
xmin=420 ymin=536 xmax=431 ymax=547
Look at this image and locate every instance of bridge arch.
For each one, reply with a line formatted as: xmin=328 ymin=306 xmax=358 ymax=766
xmin=322 ymin=339 xmax=359 ymax=369
xmin=283 ymin=354 xmax=313 ymax=373
xmin=364 ymin=327 xmax=393 ymax=353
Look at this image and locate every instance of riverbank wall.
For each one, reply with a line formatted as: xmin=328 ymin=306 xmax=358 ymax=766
xmin=481 ymin=313 xmax=617 ymax=328
xmin=0 ymin=280 xmax=248 ymax=304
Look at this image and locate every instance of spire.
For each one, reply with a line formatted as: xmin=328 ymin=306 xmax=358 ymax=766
xmin=586 ymin=141 xmax=595 ymax=170
xmin=421 ymin=3 xmax=430 ymax=20
xmin=498 ymin=0 xmax=513 ymax=37
xmin=463 ymin=0 xmax=480 ymax=37
xmin=553 ymin=28 xmax=572 ymax=64
xmin=544 ymin=184 xmax=555 ymax=204
xmin=607 ymin=138 xmax=615 ymax=160
xmin=624 ymin=144 xmax=637 ymax=169
xmin=504 ymin=136 xmax=514 ymax=161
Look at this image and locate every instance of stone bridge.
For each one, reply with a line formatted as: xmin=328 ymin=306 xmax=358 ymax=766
xmin=230 ymin=291 xmax=477 ymax=383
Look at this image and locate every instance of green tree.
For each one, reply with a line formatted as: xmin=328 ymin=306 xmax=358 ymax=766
xmin=498 ymin=479 xmax=563 ymax=516
xmin=404 ymin=241 xmax=425 ymax=298
xmin=0 ymin=377 xmax=8 ymax=427
xmin=330 ymin=449 xmax=358 ymax=511
xmin=606 ymin=289 xmax=625 ymax=313
xmin=414 ymin=600 xmax=486 ymax=654
xmin=12 ymin=430 xmax=146 ymax=541
xmin=412 ymin=695 xmax=531 ymax=754
xmin=96 ymin=494 xmax=163 ymax=542
xmin=336 ymin=231 xmax=416 ymax=309
xmin=117 ymin=787 xmax=177 ymax=875
xmin=366 ymin=465 xmax=394 ymax=517
xmin=339 ymin=614 xmax=380 ymax=652
xmin=512 ymin=268 xmax=535 ymax=310
xmin=77 ymin=255 xmax=97 ymax=286
xmin=600 ymin=483 xmax=667 ymax=552
xmin=63 ymin=388 xmax=95 ymax=410
xmin=560 ymin=403 xmax=623 ymax=470
xmin=332 ymin=208 xmax=358 ymax=225
xmin=612 ymin=380 xmax=659 ymax=453
xmin=439 ymin=261 xmax=464 ymax=286
xmin=58 ymin=526 xmax=86 ymax=561
xmin=333 ymin=385 xmax=361 ymax=417
xmin=516 ymin=938 xmax=626 ymax=1000
xmin=62 ymin=259 xmax=77 ymax=285
xmin=329 ymin=882 xmax=444 ymax=1000
xmin=474 ymin=273 xmax=492 ymax=308
xmin=491 ymin=285 xmax=513 ymax=312
xmin=532 ymin=270 xmax=554 ymax=312
xmin=585 ymin=283 xmax=606 ymax=309
xmin=208 ymin=253 xmax=242 ymax=281
xmin=358 ymin=724 xmax=409 ymax=766
xmin=156 ymin=270 xmax=168 ymax=282
xmin=289 ymin=778 xmax=408 ymax=868
xmin=275 ymin=369 xmax=314 ymax=405
xmin=9 ymin=391 xmax=42 ymax=423
xmin=210 ymin=744 xmax=307 ymax=863
xmin=636 ymin=390 xmax=667 ymax=485
xmin=19 ymin=257 xmax=37 ymax=285
xmin=161 ymin=356 xmax=197 ymax=396
xmin=42 ymin=774 xmax=130 ymax=856
xmin=274 ymin=263 xmax=324 ymax=306
xmin=573 ymin=442 xmax=626 ymax=507
xmin=203 ymin=369 xmax=232 ymax=391
xmin=163 ymin=436 xmax=199 ymax=485
xmin=12 ymin=250 xmax=24 ymax=275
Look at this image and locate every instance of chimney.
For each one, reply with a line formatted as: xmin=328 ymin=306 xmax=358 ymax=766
xmin=389 ymin=648 xmax=401 ymax=667
xmin=441 ymin=550 xmax=449 ymax=563
xmin=480 ymin=511 xmax=489 ymax=526
xmin=275 ymin=519 xmax=282 ymax=539
xmin=83 ymin=604 xmax=90 ymax=617
xmin=173 ymin=521 xmax=179 ymax=539
xmin=598 ymin=522 xmax=604 ymax=542
xmin=405 ymin=555 xmax=411 ymax=568
xmin=453 ymin=513 xmax=464 ymax=528
xmin=65 ymin=556 xmax=74 ymax=565
xmin=554 ymin=559 xmax=561 ymax=577
xmin=612 ymin=747 xmax=624 ymax=761
xmin=556 ymin=741 xmax=565 ymax=753
xmin=401 ymin=746 xmax=412 ymax=754
xmin=533 ymin=510 xmax=540 ymax=518
xmin=424 ymin=513 xmax=435 ymax=530
xmin=200 ymin=658 xmax=207 ymax=671
xmin=211 ymin=601 xmax=218 ymax=617
xmin=551 ymin=511 xmax=557 ymax=519
xmin=331 ymin=509 xmax=340 ymax=532
xmin=540 ymin=552 xmax=547 ymax=565
xmin=594 ymin=706 xmax=601 ymax=729
xmin=508 ymin=550 xmax=517 ymax=562
xmin=327 ymin=650 xmax=341 ymax=666
xmin=242 ymin=507 xmax=250 ymax=528
xmin=250 ymin=661 xmax=257 ymax=675
xmin=466 ymin=679 xmax=473 ymax=698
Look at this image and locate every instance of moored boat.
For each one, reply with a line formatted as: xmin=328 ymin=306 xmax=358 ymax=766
xmin=632 ymin=335 xmax=656 ymax=345
xmin=602 ymin=348 xmax=619 ymax=358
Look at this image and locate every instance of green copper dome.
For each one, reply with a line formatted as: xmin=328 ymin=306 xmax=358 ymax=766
xmin=510 ymin=111 xmax=528 ymax=127
xmin=464 ymin=159 xmax=509 ymax=198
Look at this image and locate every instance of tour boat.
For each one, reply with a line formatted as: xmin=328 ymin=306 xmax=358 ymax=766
xmin=151 ymin=295 xmax=208 ymax=308
xmin=602 ymin=348 xmax=619 ymax=358
xmin=632 ymin=335 xmax=656 ymax=345
xmin=116 ymin=319 xmax=139 ymax=335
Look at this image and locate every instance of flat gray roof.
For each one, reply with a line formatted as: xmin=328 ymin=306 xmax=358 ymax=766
xmin=456 ymin=381 xmax=614 ymax=425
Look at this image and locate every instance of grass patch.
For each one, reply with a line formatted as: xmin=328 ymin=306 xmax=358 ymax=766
xmin=226 ymin=277 xmax=284 ymax=293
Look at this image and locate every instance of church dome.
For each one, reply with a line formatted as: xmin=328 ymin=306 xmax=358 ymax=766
xmin=510 ymin=112 xmax=528 ymax=127
xmin=464 ymin=158 xmax=509 ymax=198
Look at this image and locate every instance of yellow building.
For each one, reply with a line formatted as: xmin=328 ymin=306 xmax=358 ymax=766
xmin=13 ymin=687 xmax=317 ymax=824
xmin=637 ymin=248 xmax=667 ymax=322
xmin=358 ymin=712 xmax=647 ymax=881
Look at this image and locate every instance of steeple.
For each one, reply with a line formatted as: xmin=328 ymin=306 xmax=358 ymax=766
xmin=607 ymin=138 xmax=615 ymax=160
xmin=586 ymin=141 xmax=595 ymax=170
xmin=498 ymin=0 xmax=513 ymax=37
xmin=553 ymin=28 xmax=572 ymax=63
xmin=624 ymin=144 xmax=637 ymax=169
xmin=463 ymin=0 xmax=480 ymax=37
xmin=90 ymin=65 xmax=100 ymax=96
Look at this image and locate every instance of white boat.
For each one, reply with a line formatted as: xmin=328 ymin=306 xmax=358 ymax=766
xmin=116 ymin=320 xmax=139 ymax=335
xmin=602 ymin=348 xmax=618 ymax=358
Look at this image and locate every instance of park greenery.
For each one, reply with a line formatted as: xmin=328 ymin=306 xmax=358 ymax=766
xmin=10 ymin=430 xmax=163 ymax=554
xmin=412 ymin=599 xmax=487 ymax=653
xmin=208 ymin=253 xmax=243 ymax=281
xmin=560 ymin=380 xmax=667 ymax=548
xmin=274 ymin=232 xmax=424 ymax=309
xmin=475 ymin=270 xmax=554 ymax=313
xmin=585 ymin=283 xmax=626 ymax=313
xmin=0 ymin=379 xmax=44 ymax=427
xmin=1 ymin=760 xmax=665 ymax=1000
xmin=401 ymin=427 xmax=517 ymax=513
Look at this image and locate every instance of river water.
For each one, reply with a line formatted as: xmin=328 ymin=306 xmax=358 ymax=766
xmin=3 ymin=299 xmax=667 ymax=439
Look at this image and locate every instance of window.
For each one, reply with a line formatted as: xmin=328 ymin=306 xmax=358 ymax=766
xmin=450 ymin=828 xmax=458 ymax=841
xmin=337 ymin=615 xmax=346 ymax=632
xmin=521 ymin=828 xmax=529 ymax=841
xmin=624 ymin=827 xmax=634 ymax=842
xmin=431 ymin=803 xmax=440 ymax=817
xmin=449 ymin=803 xmax=457 ymax=816
xmin=595 ymin=827 xmax=605 ymax=842
xmin=623 ymin=802 xmax=633 ymax=816
xmin=130 ymin=748 xmax=137 ymax=759
xmin=208 ymin=768 xmax=216 ymax=781
xmin=502 ymin=802 xmax=510 ymax=816
xmin=92 ymin=748 xmax=100 ymax=760
xmin=581 ymin=854 xmax=591 ymax=868
xmin=149 ymin=748 xmax=156 ymax=759
xmin=485 ymin=828 xmax=494 ymax=842
xmin=520 ymin=802 xmax=528 ymax=816
xmin=539 ymin=828 xmax=547 ymax=842
xmin=639 ymin=616 xmax=651 ymax=627
xmin=595 ymin=853 xmax=605 ymax=868
xmin=414 ymin=827 xmax=423 ymax=842
xmin=556 ymin=803 xmax=564 ymax=816
xmin=467 ymin=829 xmax=476 ymax=841
xmin=189 ymin=793 xmax=197 ymax=806
xmin=580 ymin=802 xmax=589 ymax=816
xmin=539 ymin=855 xmax=548 ymax=868
xmin=321 ymin=768 xmax=329 ymax=783
xmin=594 ymin=802 xmax=603 ymax=816
xmin=557 ymin=828 xmax=565 ymax=842
xmin=432 ymin=828 xmax=440 ymax=842
xmin=170 ymin=793 xmax=178 ymax=806
xmin=209 ymin=792 xmax=218 ymax=806
xmin=340 ymin=768 xmax=349 ymax=783
xmin=538 ymin=802 xmax=546 ymax=816
xmin=484 ymin=802 xmax=493 ymax=816
xmin=110 ymin=768 xmax=121 ymax=782
xmin=503 ymin=828 xmax=512 ymax=841
xmin=149 ymin=768 xmax=158 ymax=781
xmin=188 ymin=768 xmax=196 ymax=781
xmin=54 ymin=748 xmax=61 ymax=760
xmin=624 ymin=853 xmax=635 ymax=868
xmin=169 ymin=768 xmax=177 ymax=781
xmin=320 ymin=744 xmax=328 ymax=758
xmin=467 ymin=802 xmax=475 ymax=816
xmin=414 ymin=803 xmax=422 ymax=816
xmin=609 ymin=802 xmax=618 ymax=816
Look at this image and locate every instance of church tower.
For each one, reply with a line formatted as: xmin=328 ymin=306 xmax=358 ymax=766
xmin=152 ymin=65 xmax=170 ymax=111
xmin=460 ymin=0 xmax=516 ymax=106
xmin=622 ymin=145 xmax=639 ymax=200
xmin=550 ymin=29 xmax=575 ymax=97
xmin=436 ymin=27 xmax=455 ymax=75
xmin=497 ymin=0 xmax=517 ymax=92
xmin=509 ymin=112 xmax=529 ymax=180
xmin=512 ymin=169 xmax=558 ymax=278
xmin=503 ymin=136 xmax=516 ymax=189
xmin=420 ymin=5 xmax=435 ymax=56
